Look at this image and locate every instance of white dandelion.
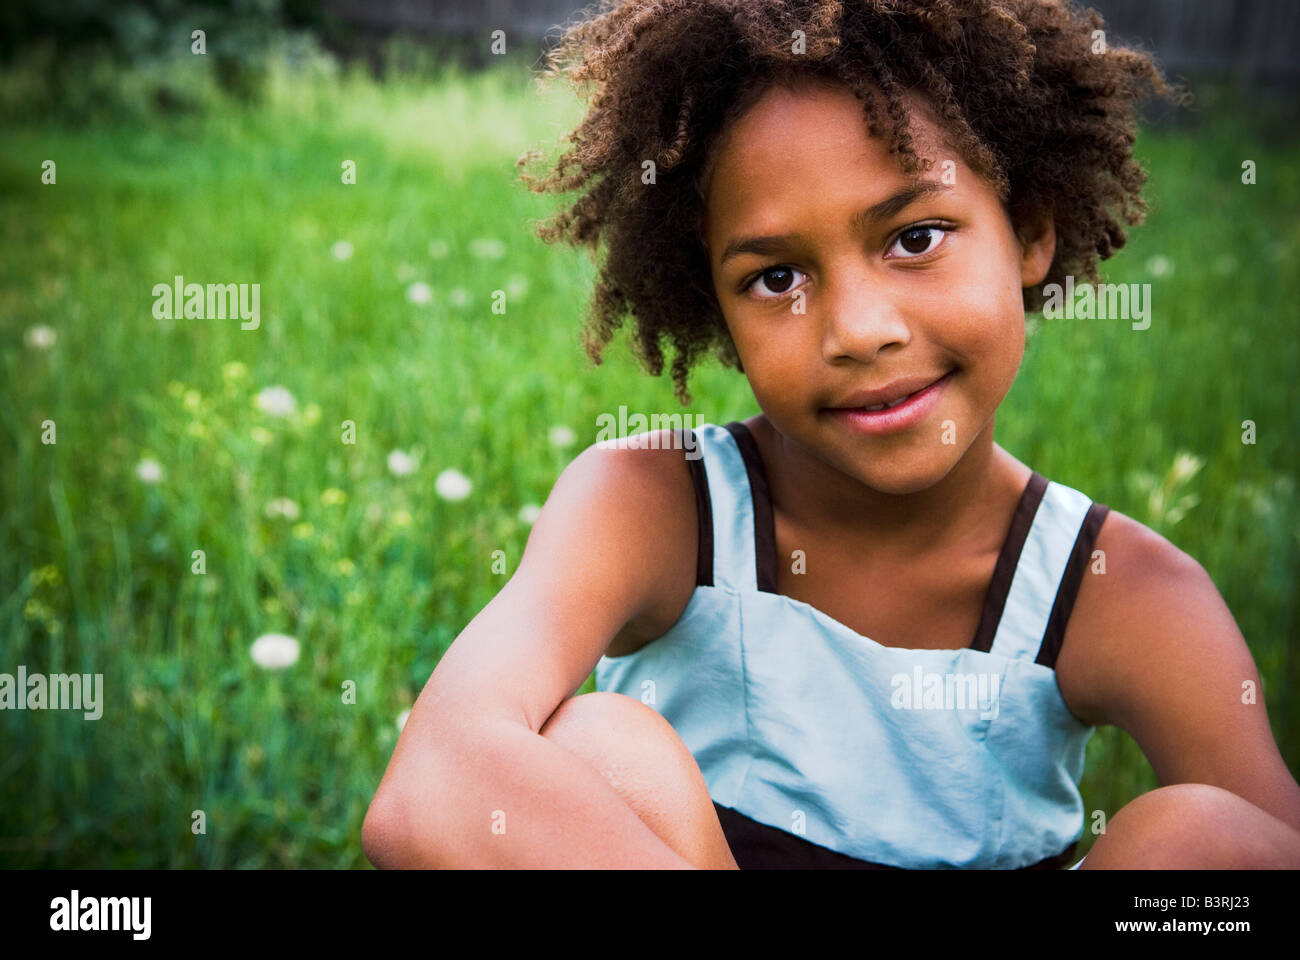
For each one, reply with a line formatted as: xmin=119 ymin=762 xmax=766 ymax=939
xmin=505 ymin=275 xmax=529 ymax=300
xmin=407 ymin=282 xmax=433 ymax=305
xmin=387 ymin=449 xmax=418 ymax=477
xmin=549 ymin=425 xmax=577 ymax=449
xmin=24 ymin=325 xmax=57 ymax=350
xmin=1146 ymin=255 xmax=1173 ymax=278
xmin=468 ymin=237 xmax=506 ymax=260
xmin=396 ymin=708 xmax=411 ymax=733
xmin=331 ymin=240 xmax=354 ymax=261
xmin=428 ymin=238 xmax=450 ymax=259
xmin=264 ymin=497 xmax=301 ymax=521
xmin=256 ymin=385 xmax=297 ymax=418
xmin=517 ymin=503 xmax=542 ymax=525
xmin=250 ymin=633 xmax=300 ymax=670
xmin=435 ymin=468 xmax=473 ymax=501
xmin=136 ymin=458 xmax=164 ymax=484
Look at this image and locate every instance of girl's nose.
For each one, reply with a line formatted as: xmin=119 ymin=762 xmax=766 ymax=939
xmin=819 ymin=277 xmax=913 ymax=365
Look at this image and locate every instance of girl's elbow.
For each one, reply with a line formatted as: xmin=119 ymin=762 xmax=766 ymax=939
xmin=361 ymin=788 xmax=405 ymax=869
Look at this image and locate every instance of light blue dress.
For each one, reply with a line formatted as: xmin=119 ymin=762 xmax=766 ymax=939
xmin=595 ymin=421 xmax=1108 ymax=869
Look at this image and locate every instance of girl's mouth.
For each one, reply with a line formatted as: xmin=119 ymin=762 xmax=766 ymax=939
xmin=823 ymin=371 xmax=954 ymax=436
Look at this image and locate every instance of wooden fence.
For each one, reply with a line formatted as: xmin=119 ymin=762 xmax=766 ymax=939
xmin=320 ymin=0 xmax=1300 ymax=81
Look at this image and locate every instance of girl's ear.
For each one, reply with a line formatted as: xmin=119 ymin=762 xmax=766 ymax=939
xmin=1017 ymin=210 xmax=1056 ymax=289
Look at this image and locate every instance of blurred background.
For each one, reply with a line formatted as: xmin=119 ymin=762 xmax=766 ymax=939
xmin=1 ymin=0 xmax=1297 ymax=867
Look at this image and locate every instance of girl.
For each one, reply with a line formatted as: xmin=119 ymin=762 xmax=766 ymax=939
xmin=363 ymin=0 xmax=1300 ymax=868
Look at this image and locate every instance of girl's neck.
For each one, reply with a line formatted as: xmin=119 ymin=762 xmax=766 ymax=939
xmin=746 ymin=414 xmax=1029 ymax=556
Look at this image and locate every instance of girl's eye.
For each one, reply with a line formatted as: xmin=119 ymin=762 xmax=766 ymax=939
xmin=747 ymin=266 xmax=808 ymax=299
xmin=743 ymin=224 xmax=951 ymax=298
xmin=887 ymin=224 xmax=949 ymax=259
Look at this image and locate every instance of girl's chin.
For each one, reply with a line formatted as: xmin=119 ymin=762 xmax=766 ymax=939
xmin=809 ymin=446 xmax=955 ymax=495
xmin=852 ymin=466 xmax=957 ymax=496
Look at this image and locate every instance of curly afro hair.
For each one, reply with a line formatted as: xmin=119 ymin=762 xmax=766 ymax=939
xmin=517 ymin=0 xmax=1190 ymax=405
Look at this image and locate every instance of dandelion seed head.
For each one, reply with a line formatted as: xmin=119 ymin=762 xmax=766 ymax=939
xmin=549 ymin=425 xmax=577 ymax=449
xmin=250 ymin=633 xmax=300 ymax=670
xmin=136 ymin=458 xmax=164 ymax=484
xmin=256 ymin=385 xmax=297 ymax=418
xmin=1146 ymin=255 xmax=1173 ymax=278
xmin=505 ymin=275 xmax=528 ymax=300
xmin=435 ymin=469 xmax=473 ymax=501
xmin=24 ymin=325 xmax=56 ymax=350
xmin=387 ymin=450 xmax=417 ymax=477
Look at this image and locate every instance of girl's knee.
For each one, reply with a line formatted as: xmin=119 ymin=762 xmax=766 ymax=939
xmin=539 ymin=692 xmax=687 ymax=775
xmin=539 ymin=692 xmax=704 ymax=803
xmin=1089 ymin=783 xmax=1300 ymax=868
xmin=539 ymin=692 xmax=737 ymax=869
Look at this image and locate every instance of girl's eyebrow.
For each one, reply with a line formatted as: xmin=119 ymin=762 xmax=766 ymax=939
xmin=718 ymin=179 xmax=951 ymax=265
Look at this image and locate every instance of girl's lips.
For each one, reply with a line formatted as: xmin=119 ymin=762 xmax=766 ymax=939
xmin=823 ymin=371 xmax=953 ymax=436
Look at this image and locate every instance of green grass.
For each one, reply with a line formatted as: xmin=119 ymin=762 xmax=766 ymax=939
xmin=0 ymin=56 xmax=1297 ymax=867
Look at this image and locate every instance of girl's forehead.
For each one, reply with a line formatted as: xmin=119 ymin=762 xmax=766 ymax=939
xmin=703 ymin=78 xmax=956 ymax=197
xmin=723 ymin=78 xmax=948 ymax=165
xmin=703 ymin=81 xmax=960 ymax=214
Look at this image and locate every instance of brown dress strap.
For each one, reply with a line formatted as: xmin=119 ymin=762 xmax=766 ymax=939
xmin=970 ymin=472 xmax=1050 ymax=652
xmin=723 ymin=422 xmax=779 ymax=593
xmin=684 ymin=429 xmax=714 ymax=588
xmin=1035 ymin=501 xmax=1110 ymax=668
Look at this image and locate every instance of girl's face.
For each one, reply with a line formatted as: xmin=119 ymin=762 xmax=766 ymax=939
xmin=703 ymin=77 xmax=1055 ymax=495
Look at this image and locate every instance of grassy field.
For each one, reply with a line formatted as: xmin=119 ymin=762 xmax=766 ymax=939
xmin=1 ymin=54 xmax=1297 ymax=867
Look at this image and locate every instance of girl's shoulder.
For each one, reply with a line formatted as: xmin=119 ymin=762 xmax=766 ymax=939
xmin=1054 ymin=502 xmax=1234 ymax=725
xmin=575 ymin=428 xmax=705 ymax=656
xmin=1051 ymin=501 xmax=1300 ymax=826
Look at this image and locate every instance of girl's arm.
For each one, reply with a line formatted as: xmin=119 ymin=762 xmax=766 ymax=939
xmin=1057 ymin=510 xmax=1300 ymax=835
xmin=362 ymin=433 xmax=701 ymax=868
